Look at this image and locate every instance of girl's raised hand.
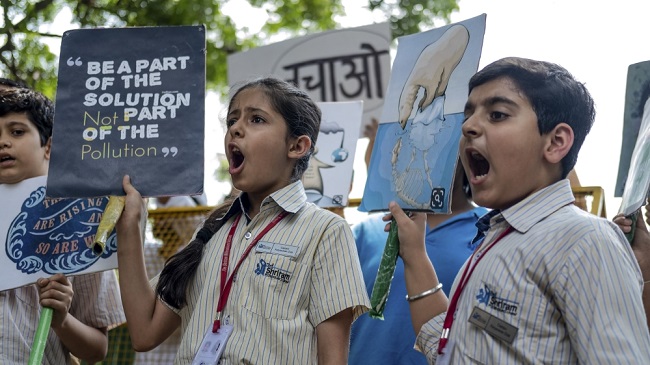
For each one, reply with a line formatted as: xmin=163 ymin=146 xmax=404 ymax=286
xmin=116 ymin=175 xmax=147 ymax=235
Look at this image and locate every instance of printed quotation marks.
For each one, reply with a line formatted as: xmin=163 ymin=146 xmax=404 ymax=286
xmin=162 ymin=147 xmax=178 ymax=157
xmin=67 ymin=57 xmax=83 ymax=67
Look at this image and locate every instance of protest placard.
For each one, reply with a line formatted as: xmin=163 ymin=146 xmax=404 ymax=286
xmin=616 ymin=61 xmax=650 ymax=207
xmin=0 ymin=176 xmax=117 ymax=291
xmin=228 ymin=23 xmax=391 ymax=137
xmin=47 ymin=25 xmax=206 ymax=198
xmin=359 ymin=14 xmax=486 ymax=213
xmin=304 ymin=101 xmax=363 ymax=208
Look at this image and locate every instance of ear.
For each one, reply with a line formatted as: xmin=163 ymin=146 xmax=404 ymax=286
xmin=287 ymin=135 xmax=312 ymax=160
xmin=543 ymin=123 xmax=573 ymax=164
xmin=44 ymin=137 xmax=52 ymax=161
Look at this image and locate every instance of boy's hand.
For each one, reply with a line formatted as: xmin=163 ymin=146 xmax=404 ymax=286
xmin=36 ymin=273 xmax=73 ymax=328
xmin=614 ymin=211 xmax=650 ymax=280
xmin=385 ymin=201 xmax=427 ymax=265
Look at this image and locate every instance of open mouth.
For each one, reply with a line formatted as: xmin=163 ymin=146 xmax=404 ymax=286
xmin=467 ymin=150 xmax=489 ymax=179
xmin=229 ymin=146 xmax=244 ymax=170
xmin=0 ymin=154 xmax=14 ymax=163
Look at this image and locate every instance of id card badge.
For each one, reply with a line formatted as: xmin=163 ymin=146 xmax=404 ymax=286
xmin=191 ymin=324 xmax=233 ymax=365
xmin=436 ymin=338 xmax=455 ymax=365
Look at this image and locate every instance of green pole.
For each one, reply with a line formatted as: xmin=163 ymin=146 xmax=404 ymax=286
xmin=28 ymin=307 xmax=53 ymax=365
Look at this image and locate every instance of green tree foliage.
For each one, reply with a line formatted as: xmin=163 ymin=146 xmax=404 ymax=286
xmin=0 ymin=0 xmax=458 ymax=98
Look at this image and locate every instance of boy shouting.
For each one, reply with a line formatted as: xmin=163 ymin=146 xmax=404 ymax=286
xmin=392 ymin=57 xmax=650 ymax=364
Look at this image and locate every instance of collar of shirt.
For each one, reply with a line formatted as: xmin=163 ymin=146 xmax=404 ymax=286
xmin=468 ymin=208 xmax=498 ymax=250
xmin=469 ymin=179 xmax=574 ymax=249
xmin=500 ymin=179 xmax=575 ymax=234
xmin=220 ymin=180 xmax=308 ymax=224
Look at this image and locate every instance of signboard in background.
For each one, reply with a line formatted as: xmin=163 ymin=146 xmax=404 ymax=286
xmin=0 ymin=176 xmax=117 ymax=291
xmin=618 ymin=71 xmax=650 ymax=215
xmin=304 ymin=101 xmax=363 ymax=208
xmin=359 ymin=14 xmax=486 ymax=213
xmin=47 ymin=25 xmax=206 ymax=198
xmin=616 ymin=61 xmax=650 ymax=202
xmin=227 ymin=23 xmax=392 ymax=137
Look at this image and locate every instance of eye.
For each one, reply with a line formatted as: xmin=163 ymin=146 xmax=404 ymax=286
xmin=226 ymin=118 xmax=236 ymax=128
xmin=11 ymin=129 xmax=25 ymax=136
xmin=489 ymin=111 xmax=508 ymax=122
xmin=251 ymin=115 xmax=265 ymax=124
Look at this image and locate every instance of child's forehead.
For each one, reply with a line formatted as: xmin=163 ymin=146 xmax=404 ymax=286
xmin=229 ymin=88 xmax=272 ymax=111
xmin=0 ymin=111 xmax=34 ymax=126
xmin=472 ymin=76 xmax=519 ymax=93
xmin=468 ymin=77 xmax=529 ymax=105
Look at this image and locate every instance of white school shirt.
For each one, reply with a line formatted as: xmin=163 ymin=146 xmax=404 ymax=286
xmin=163 ymin=181 xmax=370 ymax=364
xmin=417 ymin=179 xmax=650 ymax=364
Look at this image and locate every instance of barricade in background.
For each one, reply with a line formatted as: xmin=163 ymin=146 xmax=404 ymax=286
xmin=148 ymin=206 xmax=214 ymax=259
xmin=572 ymin=186 xmax=607 ymax=218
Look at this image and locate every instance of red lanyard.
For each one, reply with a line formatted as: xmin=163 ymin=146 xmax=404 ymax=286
xmin=212 ymin=211 xmax=288 ymax=332
xmin=437 ymin=225 xmax=514 ymax=354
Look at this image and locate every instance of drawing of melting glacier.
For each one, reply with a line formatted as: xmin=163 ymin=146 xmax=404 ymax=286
xmin=360 ymin=14 xmax=486 ymax=213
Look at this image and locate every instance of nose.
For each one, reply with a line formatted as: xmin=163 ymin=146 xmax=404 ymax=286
xmin=228 ymin=119 xmax=244 ymax=138
xmin=461 ymin=115 xmax=480 ymax=139
xmin=0 ymin=137 xmax=9 ymax=149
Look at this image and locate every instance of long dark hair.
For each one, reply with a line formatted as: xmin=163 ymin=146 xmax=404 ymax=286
xmin=155 ymin=77 xmax=321 ymax=309
xmin=155 ymin=198 xmax=237 ymax=309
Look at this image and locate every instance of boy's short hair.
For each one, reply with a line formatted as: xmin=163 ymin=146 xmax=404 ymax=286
xmin=0 ymin=88 xmax=54 ymax=146
xmin=468 ymin=57 xmax=595 ymax=178
xmin=0 ymin=77 xmax=28 ymax=89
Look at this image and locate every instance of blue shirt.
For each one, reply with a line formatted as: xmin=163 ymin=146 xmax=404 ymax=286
xmin=349 ymin=207 xmax=488 ymax=365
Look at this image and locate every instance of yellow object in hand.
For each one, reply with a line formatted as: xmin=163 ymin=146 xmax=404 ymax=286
xmin=93 ymin=196 xmax=125 ymax=255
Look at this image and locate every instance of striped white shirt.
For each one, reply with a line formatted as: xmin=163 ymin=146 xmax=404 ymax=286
xmin=0 ymin=270 xmax=126 ymax=365
xmin=167 ymin=181 xmax=370 ymax=364
xmin=417 ymin=179 xmax=650 ymax=364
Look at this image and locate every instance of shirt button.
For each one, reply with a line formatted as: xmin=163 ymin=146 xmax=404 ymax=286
xmin=245 ymin=232 xmax=252 ymax=239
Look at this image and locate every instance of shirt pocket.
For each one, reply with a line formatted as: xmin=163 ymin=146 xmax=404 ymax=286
xmin=465 ymin=279 xmax=550 ymax=363
xmin=239 ymin=253 xmax=311 ymax=320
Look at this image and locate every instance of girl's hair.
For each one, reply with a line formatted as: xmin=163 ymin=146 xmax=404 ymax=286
xmin=156 ymin=77 xmax=321 ymax=309
xmin=227 ymin=77 xmax=321 ymax=181
xmin=156 ymin=198 xmax=237 ymax=308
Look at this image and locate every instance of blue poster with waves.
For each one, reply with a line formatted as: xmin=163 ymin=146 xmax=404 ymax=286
xmin=1 ymin=176 xmax=117 ymax=291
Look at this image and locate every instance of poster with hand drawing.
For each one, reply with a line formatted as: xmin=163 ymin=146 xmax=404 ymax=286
xmin=359 ymin=14 xmax=486 ymax=213
xmin=0 ymin=176 xmax=117 ymax=291
xmin=303 ymin=101 xmax=363 ymax=207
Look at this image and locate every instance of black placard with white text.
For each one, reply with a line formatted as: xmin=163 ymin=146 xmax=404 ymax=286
xmin=47 ymin=25 xmax=206 ymax=198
